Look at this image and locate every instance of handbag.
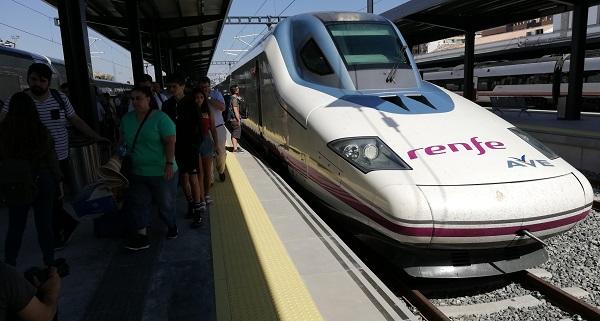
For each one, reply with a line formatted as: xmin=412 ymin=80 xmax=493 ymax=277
xmin=121 ymin=111 xmax=151 ymax=179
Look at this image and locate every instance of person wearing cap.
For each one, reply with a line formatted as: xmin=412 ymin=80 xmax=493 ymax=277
xmin=0 ymin=63 xmax=108 ymax=251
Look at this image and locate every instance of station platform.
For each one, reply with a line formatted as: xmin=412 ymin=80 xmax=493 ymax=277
xmin=494 ymin=109 xmax=600 ymax=175
xmin=0 ymin=148 xmax=418 ymax=321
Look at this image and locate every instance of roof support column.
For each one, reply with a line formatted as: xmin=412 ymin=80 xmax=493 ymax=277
xmin=463 ymin=29 xmax=476 ymax=101
xmin=56 ymin=0 xmax=97 ymax=128
xmin=126 ymin=0 xmax=145 ymax=83
xmin=563 ymin=2 xmax=589 ymax=120
xmin=151 ymin=26 xmax=164 ymax=87
xmin=166 ymin=48 xmax=174 ymax=75
xmin=367 ymin=0 xmax=373 ymax=13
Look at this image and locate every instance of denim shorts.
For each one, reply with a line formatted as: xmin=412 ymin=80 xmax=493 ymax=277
xmin=198 ymin=135 xmax=213 ymax=157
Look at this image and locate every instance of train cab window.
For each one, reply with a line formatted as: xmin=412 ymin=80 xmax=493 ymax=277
xmin=300 ymin=39 xmax=333 ymax=76
xmin=326 ymin=23 xmax=408 ymax=69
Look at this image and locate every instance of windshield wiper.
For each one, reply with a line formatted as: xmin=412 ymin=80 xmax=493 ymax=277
xmin=385 ymin=63 xmax=398 ymax=83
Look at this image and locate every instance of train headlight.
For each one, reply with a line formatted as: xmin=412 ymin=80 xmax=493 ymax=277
xmin=508 ymin=127 xmax=559 ymax=160
xmin=328 ymin=137 xmax=412 ymax=173
xmin=363 ymin=144 xmax=379 ymax=160
xmin=343 ymin=144 xmax=360 ymax=160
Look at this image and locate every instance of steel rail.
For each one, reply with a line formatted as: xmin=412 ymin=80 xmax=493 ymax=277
xmin=394 ymin=283 xmax=451 ymax=321
xmin=512 ymin=271 xmax=600 ymax=320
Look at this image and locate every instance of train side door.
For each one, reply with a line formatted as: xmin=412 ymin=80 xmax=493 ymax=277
xmin=255 ymin=59 xmax=263 ymax=131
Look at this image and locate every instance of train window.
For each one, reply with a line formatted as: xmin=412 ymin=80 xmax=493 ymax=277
xmin=300 ymin=39 xmax=333 ymax=76
xmin=585 ymin=71 xmax=600 ymax=83
xmin=326 ymin=23 xmax=407 ymax=68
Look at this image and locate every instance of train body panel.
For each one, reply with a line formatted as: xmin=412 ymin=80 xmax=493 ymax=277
xmin=229 ymin=12 xmax=594 ymax=277
xmin=422 ymin=55 xmax=600 ymax=111
xmin=0 ymin=46 xmax=131 ymax=103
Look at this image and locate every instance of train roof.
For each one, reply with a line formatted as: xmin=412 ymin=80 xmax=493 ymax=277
xmin=0 ymin=45 xmax=50 ymax=64
xmin=311 ymin=11 xmax=389 ymax=23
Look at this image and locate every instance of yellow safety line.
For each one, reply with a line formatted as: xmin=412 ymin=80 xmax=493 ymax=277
xmin=211 ymin=154 xmax=324 ymax=321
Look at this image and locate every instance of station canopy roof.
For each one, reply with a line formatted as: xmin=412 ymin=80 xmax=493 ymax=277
xmin=382 ymin=0 xmax=600 ymax=46
xmin=45 ymin=0 xmax=232 ymax=76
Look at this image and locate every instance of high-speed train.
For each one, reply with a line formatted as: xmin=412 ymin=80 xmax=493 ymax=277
xmin=226 ymin=12 xmax=594 ymax=278
xmin=0 ymin=46 xmax=131 ymax=101
xmin=422 ymin=55 xmax=600 ymax=112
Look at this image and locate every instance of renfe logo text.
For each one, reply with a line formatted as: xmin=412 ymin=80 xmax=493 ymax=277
xmin=407 ymin=137 xmax=505 ymax=160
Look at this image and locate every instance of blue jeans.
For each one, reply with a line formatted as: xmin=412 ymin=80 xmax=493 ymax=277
xmin=5 ymin=170 xmax=56 ymax=266
xmin=126 ymin=173 xmax=178 ymax=231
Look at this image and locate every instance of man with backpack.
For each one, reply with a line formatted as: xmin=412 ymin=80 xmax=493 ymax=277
xmin=0 ymin=63 xmax=108 ymax=250
xmin=228 ymin=85 xmax=243 ymax=153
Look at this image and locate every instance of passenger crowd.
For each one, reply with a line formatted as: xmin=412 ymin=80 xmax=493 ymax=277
xmin=0 ymin=62 xmax=244 ymax=320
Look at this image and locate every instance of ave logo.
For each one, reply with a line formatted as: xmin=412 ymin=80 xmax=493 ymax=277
xmin=507 ymin=155 xmax=554 ymax=168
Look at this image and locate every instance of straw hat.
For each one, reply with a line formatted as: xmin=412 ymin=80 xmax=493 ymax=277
xmin=98 ymin=157 xmax=128 ymax=187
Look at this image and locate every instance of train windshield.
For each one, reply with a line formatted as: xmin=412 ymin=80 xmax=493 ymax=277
xmin=326 ymin=23 xmax=408 ymax=68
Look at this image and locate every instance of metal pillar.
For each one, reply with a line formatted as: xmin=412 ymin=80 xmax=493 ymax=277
xmin=166 ymin=48 xmax=174 ymax=75
xmin=564 ymin=2 xmax=589 ymax=120
xmin=151 ymin=27 xmax=164 ymax=87
xmin=367 ymin=0 xmax=373 ymax=13
xmin=463 ymin=30 xmax=476 ymax=101
xmin=56 ymin=0 xmax=97 ymax=128
xmin=126 ymin=0 xmax=145 ymax=83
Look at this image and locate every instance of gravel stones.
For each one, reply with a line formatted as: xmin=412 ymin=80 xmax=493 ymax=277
xmin=426 ymin=209 xmax=599 ymax=321
xmin=541 ymin=208 xmax=600 ymax=307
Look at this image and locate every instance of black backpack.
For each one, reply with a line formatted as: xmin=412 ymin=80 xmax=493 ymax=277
xmin=222 ymin=94 xmax=233 ymax=122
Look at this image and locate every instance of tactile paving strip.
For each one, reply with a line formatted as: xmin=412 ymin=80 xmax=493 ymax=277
xmin=211 ymin=154 xmax=324 ymax=321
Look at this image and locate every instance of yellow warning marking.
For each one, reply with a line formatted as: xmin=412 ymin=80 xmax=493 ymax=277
xmin=212 ymin=154 xmax=324 ymax=321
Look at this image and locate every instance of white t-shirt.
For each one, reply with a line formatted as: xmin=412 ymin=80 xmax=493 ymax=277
xmin=209 ymin=89 xmax=225 ymax=126
xmin=3 ymin=91 xmax=76 ymax=160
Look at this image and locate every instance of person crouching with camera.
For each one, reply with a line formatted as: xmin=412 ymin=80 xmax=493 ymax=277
xmin=0 ymin=262 xmax=61 ymax=321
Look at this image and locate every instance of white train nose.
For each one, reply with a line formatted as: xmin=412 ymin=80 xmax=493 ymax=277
xmin=416 ymin=173 xmax=591 ymax=249
xmin=372 ymin=173 xmax=591 ymax=249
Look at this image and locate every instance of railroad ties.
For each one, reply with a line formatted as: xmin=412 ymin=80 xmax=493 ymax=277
xmin=511 ymin=271 xmax=600 ymax=320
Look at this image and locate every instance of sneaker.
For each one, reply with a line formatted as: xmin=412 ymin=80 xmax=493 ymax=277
xmin=124 ymin=234 xmax=150 ymax=251
xmin=190 ymin=208 xmax=204 ymax=228
xmin=219 ymin=171 xmax=226 ymax=182
xmin=205 ymin=195 xmax=213 ymax=205
xmin=167 ymin=226 xmax=179 ymax=239
xmin=236 ymin=148 xmax=244 ymax=153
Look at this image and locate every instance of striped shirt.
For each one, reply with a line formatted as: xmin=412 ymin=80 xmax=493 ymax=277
xmin=2 ymin=91 xmax=76 ymax=160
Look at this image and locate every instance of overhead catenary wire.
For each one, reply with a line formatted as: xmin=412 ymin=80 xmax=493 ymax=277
xmin=10 ymin=0 xmax=53 ymax=19
xmin=248 ymin=0 xmax=297 ymax=49
xmin=0 ymin=21 xmax=62 ymax=46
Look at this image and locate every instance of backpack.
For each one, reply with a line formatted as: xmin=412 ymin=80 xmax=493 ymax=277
xmin=0 ymin=158 xmax=36 ymax=207
xmin=49 ymin=89 xmax=67 ymax=111
xmin=222 ymin=94 xmax=233 ymax=122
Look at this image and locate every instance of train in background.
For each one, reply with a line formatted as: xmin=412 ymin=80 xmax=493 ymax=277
xmin=0 ymin=45 xmax=131 ymax=102
xmin=422 ymin=55 xmax=600 ymax=112
xmin=225 ymin=12 xmax=594 ymax=278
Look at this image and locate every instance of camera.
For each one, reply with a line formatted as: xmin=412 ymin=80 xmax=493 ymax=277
xmin=24 ymin=258 xmax=69 ymax=284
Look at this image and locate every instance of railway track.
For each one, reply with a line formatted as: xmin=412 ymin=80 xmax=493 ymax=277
xmin=330 ymin=224 xmax=600 ymax=321
xmin=511 ymin=271 xmax=600 ymax=321
xmin=360 ymin=249 xmax=600 ymax=321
